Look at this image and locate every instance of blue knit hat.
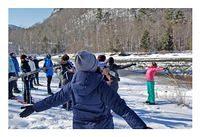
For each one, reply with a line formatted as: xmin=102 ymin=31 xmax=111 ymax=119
xmin=75 ymin=51 xmax=98 ymax=72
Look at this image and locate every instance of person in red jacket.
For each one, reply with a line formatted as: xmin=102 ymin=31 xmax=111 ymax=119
xmin=145 ymin=62 xmax=166 ymax=105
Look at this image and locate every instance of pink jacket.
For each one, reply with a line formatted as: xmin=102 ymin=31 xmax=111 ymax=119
xmin=145 ymin=66 xmax=164 ymax=81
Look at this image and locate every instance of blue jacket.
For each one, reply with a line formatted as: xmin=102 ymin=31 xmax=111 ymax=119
xmin=11 ymin=56 xmax=20 ymax=74
xmin=43 ymin=58 xmax=53 ymax=77
xmin=33 ymin=71 xmax=146 ymax=129
xmin=9 ymin=57 xmax=16 ymax=73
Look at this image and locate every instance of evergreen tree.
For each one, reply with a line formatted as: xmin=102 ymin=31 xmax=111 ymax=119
xmin=56 ymin=41 xmax=62 ymax=53
xmin=42 ymin=36 xmax=49 ymax=53
xmin=140 ymin=30 xmax=150 ymax=52
xmin=96 ymin=9 xmax=103 ymax=23
xmin=165 ymin=9 xmax=174 ymax=21
xmin=175 ymin=10 xmax=185 ymax=23
xmin=161 ymin=28 xmax=174 ymax=51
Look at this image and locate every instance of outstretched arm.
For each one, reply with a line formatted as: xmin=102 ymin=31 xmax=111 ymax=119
xmin=154 ymin=67 xmax=164 ymax=72
xmin=33 ymin=83 xmax=72 ymax=112
xmin=38 ymin=59 xmax=44 ymax=62
xmin=116 ymin=63 xmax=135 ymax=69
xmin=20 ymin=83 xmax=72 ymax=118
xmin=99 ymin=81 xmax=147 ymax=129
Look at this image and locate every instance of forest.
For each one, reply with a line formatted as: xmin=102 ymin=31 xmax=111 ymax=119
xmin=9 ymin=8 xmax=192 ymax=54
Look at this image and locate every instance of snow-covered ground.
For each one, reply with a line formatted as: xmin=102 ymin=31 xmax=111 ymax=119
xmin=8 ymin=69 xmax=192 ymax=129
xmin=109 ymin=52 xmax=192 ymax=61
xmin=33 ymin=51 xmax=192 ymax=61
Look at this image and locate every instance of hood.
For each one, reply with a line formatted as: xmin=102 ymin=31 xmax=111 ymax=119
xmin=71 ymin=71 xmax=103 ymax=96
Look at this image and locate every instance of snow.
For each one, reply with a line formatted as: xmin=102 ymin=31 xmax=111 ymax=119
xmin=30 ymin=51 xmax=192 ymax=61
xmin=112 ymin=52 xmax=192 ymax=60
xmin=8 ymin=69 xmax=192 ymax=129
xmin=112 ymin=76 xmax=192 ymax=129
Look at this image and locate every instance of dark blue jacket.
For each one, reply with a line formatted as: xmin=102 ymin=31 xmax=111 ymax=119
xmin=21 ymin=60 xmax=31 ymax=73
xmin=43 ymin=58 xmax=53 ymax=77
xmin=11 ymin=56 xmax=20 ymax=74
xmin=60 ymin=60 xmax=75 ymax=80
xmin=33 ymin=71 xmax=146 ymax=129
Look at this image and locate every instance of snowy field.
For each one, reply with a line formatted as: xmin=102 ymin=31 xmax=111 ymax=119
xmin=8 ymin=69 xmax=192 ymax=129
xmin=107 ymin=52 xmax=192 ymax=60
xmin=50 ymin=52 xmax=192 ymax=62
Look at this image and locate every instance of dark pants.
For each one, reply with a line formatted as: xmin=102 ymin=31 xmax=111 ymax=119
xmin=47 ymin=76 xmax=52 ymax=93
xmin=13 ymin=80 xmax=19 ymax=91
xmin=23 ymin=76 xmax=31 ymax=103
xmin=30 ymin=75 xmax=35 ymax=88
xmin=34 ymin=72 xmax=39 ymax=85
xmin=8 ymin=73 xmax=15 ymax=98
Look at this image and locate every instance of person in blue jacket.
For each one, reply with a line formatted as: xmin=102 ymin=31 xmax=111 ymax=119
xmin=10 ymin=52 xmax=21 ymax=93
xmin=43 ymin=54 xmax=54 ymax=95
xmin=8 ymin=56 xmax=16 ymax=99
xmin=20 ymin=51 xmax=150 ymax=129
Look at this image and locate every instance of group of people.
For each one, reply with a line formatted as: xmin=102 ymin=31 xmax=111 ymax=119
xmin=17 ymin=50 xmax=167 ymax=129
xmin=8 ymin=52 xmax=77 ymax=106
xmin=9 ymin=50 xmax=167 ymax=129
xmin=97 ymin=54 xmax=166 ymax=105
xmin=8 ymin=53 xmax=53 ymax=103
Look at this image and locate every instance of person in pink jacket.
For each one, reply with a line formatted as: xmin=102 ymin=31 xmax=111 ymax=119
xmin=145 ymin=62 xmax=165 ymax=105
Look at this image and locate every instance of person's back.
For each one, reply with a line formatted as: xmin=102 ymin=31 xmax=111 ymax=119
xmin=71 ymin=71 xmax=113 ymax=128
xmin=108 ymin=57 xmax=135 ymax=82
xmin=8 ymin=56 xmax=16 ymax=99
xmin=43 ymin=54 xmax=54 ymax=95
xmin=44 ymin=57 xmax=53 ymax=77
xmin=9 ymin=57 xmax=16 ymax=73
xmin=145 ymin=62 xmax=164 ymax=105
xmin=10 ymin=53 xmax=20 ymax=75
xmin=145 ymin=66 xmax=163 ymax=81
xmin=108 ymin=63 xmax=120 ymax=81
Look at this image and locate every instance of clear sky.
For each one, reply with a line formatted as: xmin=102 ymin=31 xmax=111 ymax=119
xmin=9 ymin=8 xmax=54 ymax=28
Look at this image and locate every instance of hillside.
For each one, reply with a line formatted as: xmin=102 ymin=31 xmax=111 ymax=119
xmin=9 ymin=8 xmax=192 ymax=54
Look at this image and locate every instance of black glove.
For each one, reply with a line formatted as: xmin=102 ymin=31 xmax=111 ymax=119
xmin=19 ymin=105 xmax=35 ymax=118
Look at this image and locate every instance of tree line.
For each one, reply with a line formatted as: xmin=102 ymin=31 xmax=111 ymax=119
xmin=9 ymin=8 xmax=192 ymax=55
